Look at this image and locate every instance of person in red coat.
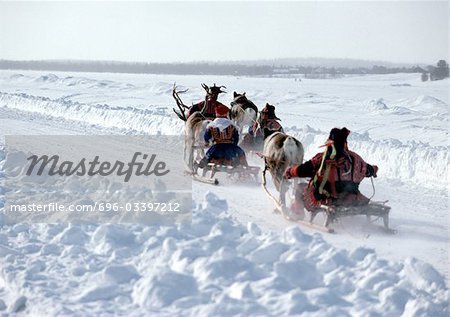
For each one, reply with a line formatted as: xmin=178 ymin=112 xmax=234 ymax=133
xmin=243 ymin=103 xmax=283 ymax=147
xmin=250 ymin=103 xmax=283 ymax=138
xmin=187 ymin=84 xmax=227 ymax=119
xmin=284 ymin=127 xmax=378 ymax=212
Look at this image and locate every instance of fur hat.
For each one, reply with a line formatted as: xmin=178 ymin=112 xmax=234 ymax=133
xmin=261 ymin=103 xmax=281 ymax=120
xmin=324 ymin=127 xmax=350 ymax=156
xmin=215 ymin=104 xmax=229 ymax=117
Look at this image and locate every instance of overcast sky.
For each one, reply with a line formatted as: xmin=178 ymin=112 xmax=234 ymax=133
xmin=0 ymin=1 xmax=448 ymax=64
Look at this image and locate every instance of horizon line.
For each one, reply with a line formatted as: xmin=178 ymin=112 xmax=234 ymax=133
xmin=0 ymin=57 xmax=433 ymax=67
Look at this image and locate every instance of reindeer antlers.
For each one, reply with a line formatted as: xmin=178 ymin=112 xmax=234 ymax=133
xmin=172 ymin=82 xmax=227 ymax=121
xmin=202 ymin=83 xmax=227 ymax=95
xmin=172 ymin=82 xmax=190 ymax=121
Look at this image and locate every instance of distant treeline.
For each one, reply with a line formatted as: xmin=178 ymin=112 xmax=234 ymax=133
xmin=0 ymin=60 xmax=428 ymax=77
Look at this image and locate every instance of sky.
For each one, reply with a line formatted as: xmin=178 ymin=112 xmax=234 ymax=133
xmin=0 ymin=1 xmax=448 ymax=64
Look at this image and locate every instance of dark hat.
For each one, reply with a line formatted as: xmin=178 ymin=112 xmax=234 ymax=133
xmin=202 ymin=83 xmax=226 ymax=96
xmin=261 ymin=103 xmax=281 ymax=120
xmin=325 ymin=127 xmax=350 ymax=155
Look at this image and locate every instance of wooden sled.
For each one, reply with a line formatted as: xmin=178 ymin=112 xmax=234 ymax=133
xmin=189 ymin=145 xmax=260 ymax=185
xmin=303 ymin=201 xmax=394 ymax=234
xmin=262 ymin=172 xmax=394 ymax=234
xmin=199 ymin=163 xmax=260 ymax=185
xmin=275 ymin=201 xmax=394 ymax=234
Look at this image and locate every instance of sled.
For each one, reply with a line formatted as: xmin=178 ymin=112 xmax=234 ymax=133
xmin=188 ymin=159 xmax=260 ymax=185
xmin=195 ymin=163 xmax=260 ymax=185
xmin=262 ymin=171 xmax=394 ymax=233
xmin=189 ymin=143 xmax=260 ymax=185
xmin=275 ymin=201 xmax=394 ymax=234
xmin=322 ymin=201 xmax=392 ymax=230
xmin=192 ymin=172 xmax=219 ymax=185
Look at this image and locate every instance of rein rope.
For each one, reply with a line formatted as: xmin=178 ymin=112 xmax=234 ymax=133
xmin=315 ymin=145 xmax=336 ymax=198
xmin=255 ymin=152 xmax=288 ymax=164
xmin=261 ymin=166 xmax=284 ymax=210
xmin=369 ymin=177 xmax=376 ymax=200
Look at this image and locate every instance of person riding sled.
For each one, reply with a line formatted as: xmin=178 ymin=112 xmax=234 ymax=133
xmin=187 ymin=83 xmax=227 ymax=119
xmin=243 ymin=103 xmax=283 ymax=147
xmin=196 ymin=105 xmax=248 ymax=169
xmin=284 ymin=127 xmax=378 ymax=213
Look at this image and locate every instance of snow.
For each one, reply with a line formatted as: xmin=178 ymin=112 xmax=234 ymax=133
xmin=0 ymin=70 xmax=448 ymax=315
xmin=0 ymin=92 xmax=183 ymax=135
xmin=4 ymin=194 xmax=444 ymax=316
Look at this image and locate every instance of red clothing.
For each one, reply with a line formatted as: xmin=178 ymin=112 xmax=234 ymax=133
xmin=250 ymin=118 xmax=283 ymax=137
xmin=292 ymin=149 xmax=376 ymax=211
xmin=297 ymin=150 xmax=369 ymax=183
xmin=188 ymin=99 xmax=228 ymax=119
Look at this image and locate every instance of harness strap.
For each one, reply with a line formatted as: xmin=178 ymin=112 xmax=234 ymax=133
xmin=314 ymin=145 xmax=336 ymax=197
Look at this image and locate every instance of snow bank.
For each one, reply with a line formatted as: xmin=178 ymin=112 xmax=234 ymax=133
xmin=365 ymin=98 xmax=389 ymax=111
xmin=32 ymin=73 xmax=137 ymax=90
xmin=394 ymin=95 xmax=448 ymax=114
xmin=350 ymin=135 xmax=448 ymax=190
xmin=0 ymin=92 xmax=183 ymax=135
xmin=0 ymin=89 xmax=446 ymax=190
xmin=0 ymin=192 xmax=447 ymax=316
xmin=364 ymin=95 xmax=448 ymax=116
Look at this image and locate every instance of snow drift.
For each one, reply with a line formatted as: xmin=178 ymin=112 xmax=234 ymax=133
xmin=0 ymin=92 xmax=183 ymax=135
xmin=0 ymin=193 xmax=448 ymax=316
xmin=287 ymin=126 xmax=448 ymax=190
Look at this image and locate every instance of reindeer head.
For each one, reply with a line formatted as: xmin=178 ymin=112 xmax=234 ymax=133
xmin=232 ymin=91 xmax=248 ymax=104
xmin=202 ymin=83 xmax=226 ymax=97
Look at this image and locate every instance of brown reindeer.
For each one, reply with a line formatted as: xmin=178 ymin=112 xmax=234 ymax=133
xmin=172 ymin=84 xmax=213 ymax=172
xmin=262 ymin=131 xmax=304 ymax=214
xmin=229 ymin=92 xmax=258 ymax=134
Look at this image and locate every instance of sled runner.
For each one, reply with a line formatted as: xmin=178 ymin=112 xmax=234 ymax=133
xmin=185 ymin=144 xmax=260 ymax=185
xmin=191 ymin=159 xmax=260 ymax=185
xmin=270 ymin=197 xmax=394 ymax=234
xmin=184 ymin=144 xmax=259 ymax=185
xmin=200 ymin=163 xmax=260 ymax=183
xmin=319 ymin=201 xmax=394 ymax=233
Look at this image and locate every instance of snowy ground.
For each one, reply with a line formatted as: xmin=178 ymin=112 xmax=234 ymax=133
xmin=0 ymin=70 xmax=448 ymax=315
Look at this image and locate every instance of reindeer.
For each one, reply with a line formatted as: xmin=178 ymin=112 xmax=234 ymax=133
xmin=172 ymin=84 xmax=211 ymax=172
xmin=173 ymin=83 xmax=229 ymax=173
xmin=229 ymin=92 xmax=258 ymax=134
xmin=261 ymin=131 xmax=304 ymax=216
xmin=183 ymin=112 xmax=212 ymax=172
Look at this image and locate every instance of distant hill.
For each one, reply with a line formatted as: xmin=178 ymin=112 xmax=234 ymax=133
xmin=209 ymin=57 xmax=421 ymax=68
xmin=0 ymin=58 xmax=426 ymax=76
